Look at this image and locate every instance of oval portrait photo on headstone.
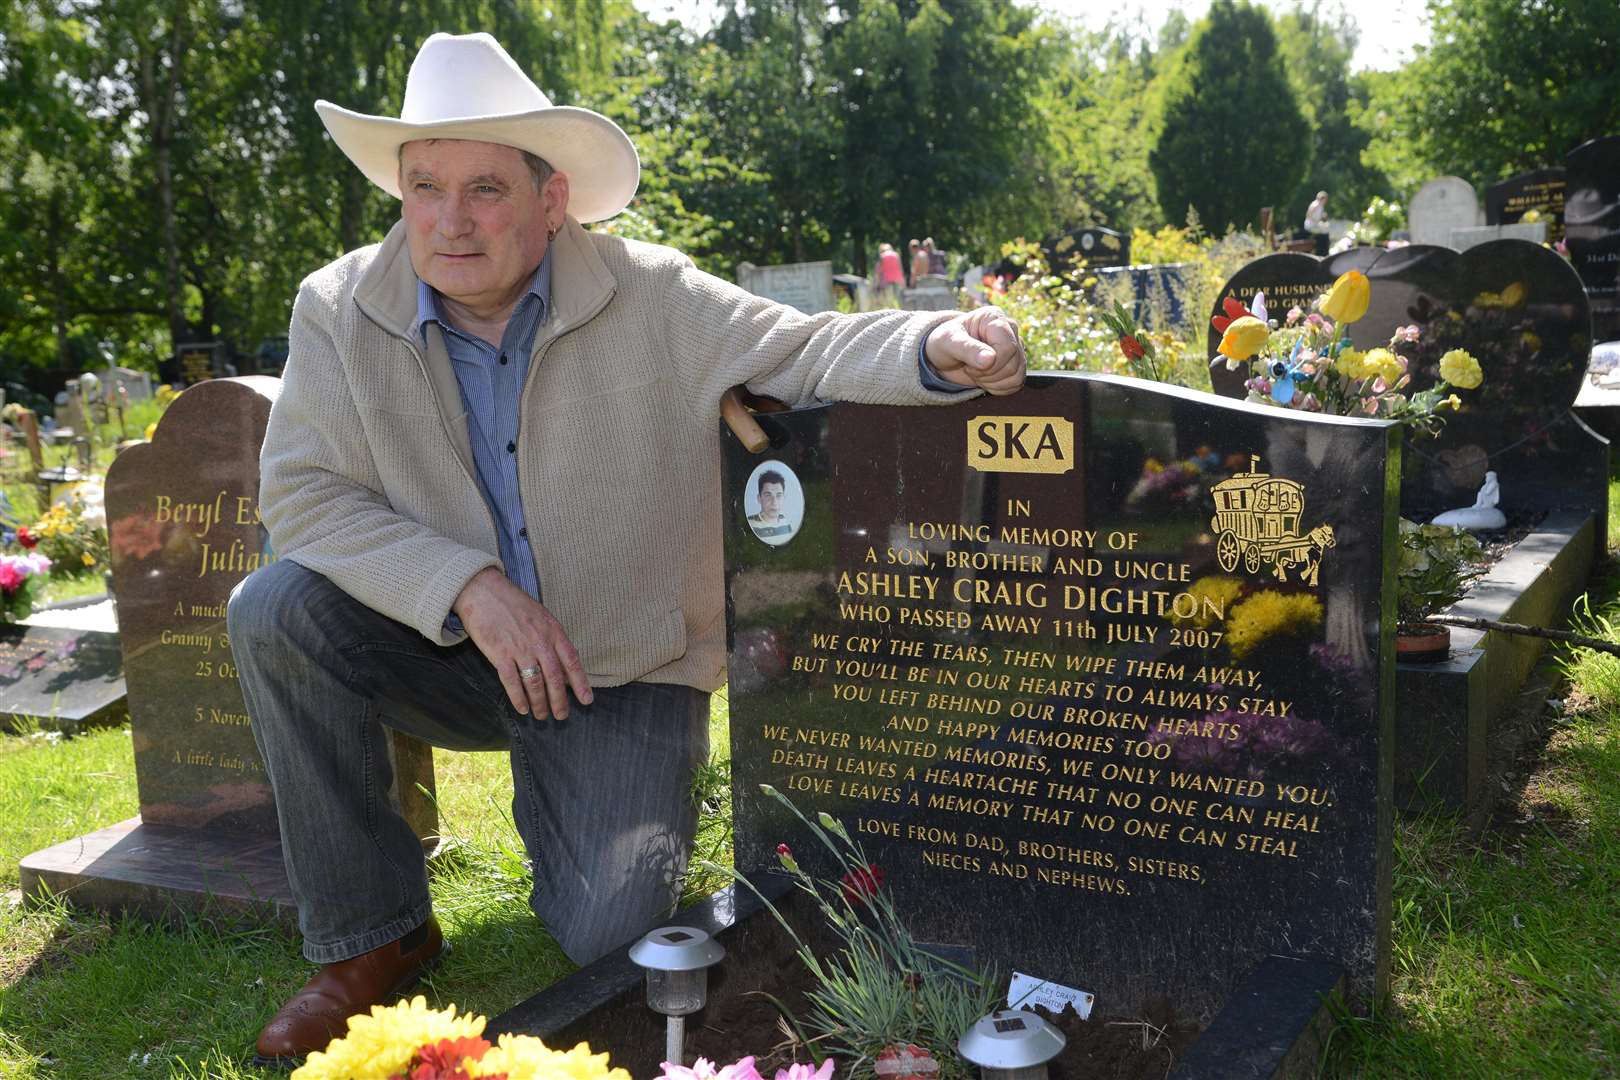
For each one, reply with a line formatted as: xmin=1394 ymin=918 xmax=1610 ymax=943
xmin=742 ymin=460 xmax=803 ymax=547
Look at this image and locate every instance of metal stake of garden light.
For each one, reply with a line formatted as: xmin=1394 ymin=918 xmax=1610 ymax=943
xmin=629 ymin=926 xmax=725 ymax=1068
xmin=958 ymin=1009 xmax=1066 ymax=1080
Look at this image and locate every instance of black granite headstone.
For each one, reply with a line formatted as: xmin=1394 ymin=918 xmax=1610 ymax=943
xmin=723 ymin=375 xmax=1396 ymax=1019
xmin=1565 ymin=136 xmax=1620 ymax=343
xmin=1047 ymin=226 xmax=1130 ymax=270
xmin=1485 ymin=168 xmax=1566 ymax=242
xmin=0 ymin=624 xmax=126 ymax=733
xmin=1207 ymin=243 xmax=1602 ymax=522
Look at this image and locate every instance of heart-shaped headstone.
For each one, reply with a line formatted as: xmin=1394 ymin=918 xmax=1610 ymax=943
xmin=1207 ymin=241 xmax=1599 ymax=518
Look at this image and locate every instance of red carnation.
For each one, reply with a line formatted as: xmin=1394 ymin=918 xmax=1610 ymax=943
xmin=840 ymin=862 xmax=886 ymax=905
xmin=1119 ymin=335 xmax=1145 ymax=361
xmin=16 ymin=527 xmax=36 ymax=549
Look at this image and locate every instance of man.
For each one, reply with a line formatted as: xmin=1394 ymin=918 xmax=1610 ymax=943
xmin=227 ymin=31 xmax=1024 ymax=1066
xmin=746 ymin=470 xmax=793 ymax=541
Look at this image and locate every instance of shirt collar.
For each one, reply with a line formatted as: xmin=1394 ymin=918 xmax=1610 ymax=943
xmin=415 ymin=247 xmax=554 ymax=344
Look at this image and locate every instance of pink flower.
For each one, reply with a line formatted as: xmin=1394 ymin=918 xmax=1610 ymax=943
xmin=658 ymin=1057 xmax=766 ymax=1080
xmin=1395 ymin=325 xmax=1421 ymax=343
xmin=0 ymin=562 xmax=22 ymax=592
xmin=775 ymin=1062 xmax=836 ymax=1080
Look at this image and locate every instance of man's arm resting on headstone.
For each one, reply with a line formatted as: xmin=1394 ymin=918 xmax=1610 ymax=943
xmin=656 ymin=253 xmax=970 ymax=414
xmin=260 ymin=288 xmax=501 ymax=645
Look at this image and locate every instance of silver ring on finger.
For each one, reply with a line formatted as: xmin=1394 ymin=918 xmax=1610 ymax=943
xmin=519 ymin=665 xmax=542 ymax=679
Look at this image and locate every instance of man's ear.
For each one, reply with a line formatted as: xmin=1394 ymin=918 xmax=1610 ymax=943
xmin=545 ymin=171 xmax=571 ymax=230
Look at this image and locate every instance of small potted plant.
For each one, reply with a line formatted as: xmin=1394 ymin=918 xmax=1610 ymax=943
xmin=1395 ymin=519 xmax=1484 ymax=662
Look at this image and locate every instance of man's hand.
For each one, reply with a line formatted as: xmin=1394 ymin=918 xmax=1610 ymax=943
xmin=925 ymin=306 xmax=1027 ymax=396
xmin=452 ymin=567 xmax=593 ymax=719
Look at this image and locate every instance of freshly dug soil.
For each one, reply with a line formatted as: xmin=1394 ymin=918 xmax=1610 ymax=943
xmin=676 ymin=894 xmax=1201 ymax=1079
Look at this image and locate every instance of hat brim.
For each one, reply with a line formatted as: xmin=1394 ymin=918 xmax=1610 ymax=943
xmin=315 ymin=101 xmax=640 ymax=224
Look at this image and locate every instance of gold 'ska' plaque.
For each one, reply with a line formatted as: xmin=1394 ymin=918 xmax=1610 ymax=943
xmin=966 ymin=415 xmax=1074 ymax=474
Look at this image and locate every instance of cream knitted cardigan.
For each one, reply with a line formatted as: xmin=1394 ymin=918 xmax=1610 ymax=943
xmin=261 ymin=218 xmax=966 ymax=691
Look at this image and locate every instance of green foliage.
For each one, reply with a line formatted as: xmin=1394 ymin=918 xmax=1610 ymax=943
xmin=1149 ymin=0 xmax=1311 ymax=233
xmin=716 ymin=787 xmax=1002 ymax=1078
xmin=1395 ymin=518 xmax=1484 ymax=625
xmin=1272 ymin=5 xmax=1390 ymax=230
xmin=1356 ymin=0 xmax=1620 ymax=194
xmin=1342 ymin=195 xmax=1405 ymax=247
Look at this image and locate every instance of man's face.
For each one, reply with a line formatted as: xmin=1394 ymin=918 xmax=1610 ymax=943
xmin=399 ymin=139 xmax=567 ymax=316
xmin=759 ymin=482 xmax=785 ymax=520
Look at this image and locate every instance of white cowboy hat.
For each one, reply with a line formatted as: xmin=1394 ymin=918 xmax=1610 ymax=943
xmin=314 ymin=32 xmax=639 ymax=224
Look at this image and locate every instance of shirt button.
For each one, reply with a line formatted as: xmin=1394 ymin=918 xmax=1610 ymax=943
xmin=519 ymin=528 xmax=528 ymax=538
xmin=499 ymin=354 xmax=509 ymax=365
xmin=506 ymin=441 xmax=516 ymax=453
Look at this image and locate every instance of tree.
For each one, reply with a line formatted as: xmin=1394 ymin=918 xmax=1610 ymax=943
xmin=1274 ymin=3 xmax=1389 ymax=228
xmin=1148 ymin=0 xmax=1310 ymax=233
xmin=1356 ymin=0 xmax=1620 ymax=193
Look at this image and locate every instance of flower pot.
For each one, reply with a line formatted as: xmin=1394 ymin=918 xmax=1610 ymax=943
xmin=1396 ymin=622 xmax=1450 ymax=663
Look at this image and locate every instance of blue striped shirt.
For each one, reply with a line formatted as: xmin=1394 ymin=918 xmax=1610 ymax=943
xmin=416 ymin=251 xmax=553 ymax=604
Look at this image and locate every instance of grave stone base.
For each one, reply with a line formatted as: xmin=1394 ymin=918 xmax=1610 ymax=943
xmin=19 ymin=816 xmax=298 ymax=926
xmin=489 ymin=886 xmax=1346 ymax=1080
xmin=1393 ymin=510 xmax=1596 ymax=816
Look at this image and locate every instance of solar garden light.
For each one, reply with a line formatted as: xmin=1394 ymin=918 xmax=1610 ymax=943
xmin=628 ymin=925 xmax=725 ymax=1067
xmin=958 ymin=1009 xmax=1066 ymax=1080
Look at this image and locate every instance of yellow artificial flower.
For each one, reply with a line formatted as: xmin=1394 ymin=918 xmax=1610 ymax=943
xmin=1438 ymin=349 xmax=1483 ymax=389
xmin=1217 ymin=316 xmax=1269 ymax=361
xmin=1521 ymin=331 xmax=1542 ymax=352
xmin=291 ymin=997 xmax=486 ymax=1080
xmin=1440 ymin=393 xmax=1463 ymax=410
xmin=1334 ymin=348 xmax=1368 ymax=379
xmin=1225 ymin=591 xmax=1323 ymax=660
xmin=1173 ymin=576 xmax=1244 ymax=629
xmin=472 ymin=1035 xmax=630 ymax=1080
xmin=81 ymin=553 xmax=96 ymax=567
xmin=1499 ymin=281 xmax=1527 ymax=308
xmin=1320 ymin=270 xmax=1370 ymax=325
xmin=1362 ymin=347 xmax=1403 ymax=383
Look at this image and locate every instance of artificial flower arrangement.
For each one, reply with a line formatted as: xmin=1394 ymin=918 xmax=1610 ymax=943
xmin=0 ymin=551 xmax=52 ymax=622
xmin=711 ymin=786 xmax=1001 ymax=1080
xmin=22 ymin=493 xmax=109 ymax=572
xmin=1206 ymin=270 xmax=1484 ymax=434
xmin=289 ymin=996 xmax=630 ymax=1080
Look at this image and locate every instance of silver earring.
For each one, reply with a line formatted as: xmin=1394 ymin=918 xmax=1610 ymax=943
xmin=547 ymin=225 xmax=557 ymax=243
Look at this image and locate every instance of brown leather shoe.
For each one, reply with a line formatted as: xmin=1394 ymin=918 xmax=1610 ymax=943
xmin=252 ymin=917 xmax=446 ymax=1069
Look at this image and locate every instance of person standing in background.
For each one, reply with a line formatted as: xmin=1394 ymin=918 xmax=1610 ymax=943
xmin=909 ymin=238 xmax=928 ymax=285
xmin=875 ymin=242 xmax=904 ymax=305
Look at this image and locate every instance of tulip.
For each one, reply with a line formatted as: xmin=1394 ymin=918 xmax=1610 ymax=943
xmin=1217 ymin=316 xmax=1269 ymax=361
xmin=1320 ymin=270 xmax=1370 ymax=325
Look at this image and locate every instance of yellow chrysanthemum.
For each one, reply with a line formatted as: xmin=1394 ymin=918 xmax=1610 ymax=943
xmin=290 ymin=996 xmax=486 ymax=1080
xmin=1334 ymin=348 xmax=1368 ymax=379
xmin=1438 ymin=349 xmax=1483 ymax=389
xmin=471 ymin=1036 xmax=630 ymax=1080
xmin=1362 ymin=347 xmax=1403 ymax=384
xmin=1225 ymin=591 xmax=1323 ymax=660
xmin=81 ymin=552 xmax=96 ymax=567
xmin=1173 ymin=576 xmax=1244 ymax=628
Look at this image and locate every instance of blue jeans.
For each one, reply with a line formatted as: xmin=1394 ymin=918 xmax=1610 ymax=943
xmin=227 ymin=559 xmax=709 ymax=966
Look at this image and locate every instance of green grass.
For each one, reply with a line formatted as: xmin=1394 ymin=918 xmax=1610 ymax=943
xmin=0 ymin=694 xmax=733 ymax=1079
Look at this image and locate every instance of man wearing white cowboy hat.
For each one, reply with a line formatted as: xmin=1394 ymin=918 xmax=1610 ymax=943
xmin=228 ymin=30 xmax=1024 ymax=1064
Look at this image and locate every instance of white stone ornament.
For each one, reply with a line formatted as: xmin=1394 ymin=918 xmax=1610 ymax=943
xmin=1432 ymin=470 xmax=1506 ymax=530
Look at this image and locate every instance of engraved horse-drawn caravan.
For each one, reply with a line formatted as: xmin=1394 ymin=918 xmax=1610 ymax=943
xmin=1210 ymin=456 xmax=1335 ymax=586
